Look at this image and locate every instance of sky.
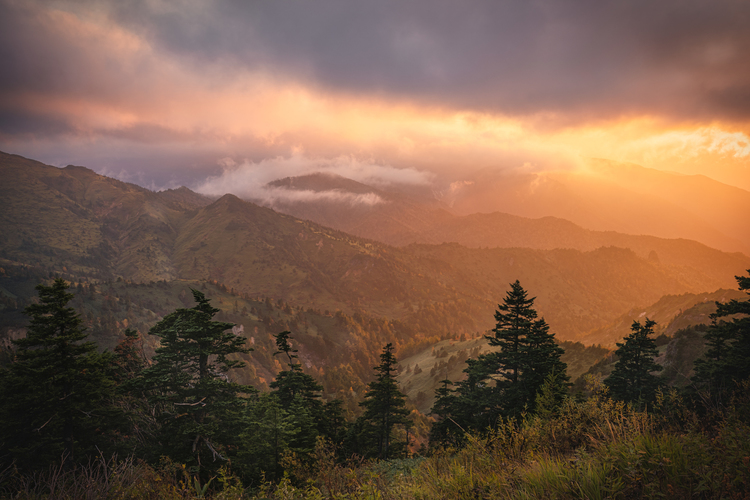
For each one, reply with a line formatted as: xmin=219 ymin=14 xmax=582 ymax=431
xmin=1 ymin=0 xmax=749 ymax=194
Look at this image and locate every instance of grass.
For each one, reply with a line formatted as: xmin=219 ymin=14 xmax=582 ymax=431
xmin=3 ymin=392 xmax=748 ymax=500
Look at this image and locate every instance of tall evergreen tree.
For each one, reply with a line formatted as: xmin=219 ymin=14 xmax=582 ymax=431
xmin=605 ymin=319 xmax=663 ymax=408
xmin=489 ymin=281 xmax=538 ymax=386
xmin=428 ymin=379 xmax=459 ymax=446
xmin=270 ymin=330 xmax=325 ymax=454
xmin=238 ymin=393 xmax=294 ymax=483
xmin=693 ymin=269 xmax=750 ymax=393
xmin=270 ymin=331 xmax=324 ymax=409
xmin=431 ymin=281 xmax=568 ymax=444
xmin=488 ymin=280 xmax=568 ymax=419
xmin=0 ymin=279 xmax=118 ymax=471
xmin=356 ymin=343 xmax=410 ymax=459
xmin=136 ymin=289 xmax=252 ymax=478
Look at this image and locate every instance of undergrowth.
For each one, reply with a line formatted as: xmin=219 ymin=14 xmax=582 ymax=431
xmin=3 ymin=379 xmax=749 ymax=499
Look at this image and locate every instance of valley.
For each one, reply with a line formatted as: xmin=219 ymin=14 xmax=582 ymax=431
xmin=2 ymin=150 xmax=748 ymax=415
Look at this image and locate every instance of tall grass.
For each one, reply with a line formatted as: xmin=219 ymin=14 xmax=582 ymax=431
xmin=3 ymin=381 xmax=749 ymax=499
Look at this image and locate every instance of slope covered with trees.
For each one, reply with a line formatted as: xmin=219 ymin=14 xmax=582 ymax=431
xmin=2 ymin=271 xmax=748 ymax=498
xmin=2 ymin=151 xmax=749 ymax=346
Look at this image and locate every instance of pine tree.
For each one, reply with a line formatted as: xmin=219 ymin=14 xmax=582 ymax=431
xmin=137 ymin=289 xmax=252 ymax=478
xmin=357 ymin=343 xmax=410 ymax=459
xmin=0 ymin=279 xmax=118 ymax=471
xmin=489 ymin=281 xmax=539 ymax=386
xmin=693 ymin=269 xmax=750 ymax=394
xmin=605 ymin=319 xmax=663 ymax=408
xmin=238 ymin=393 xmax=293 ymax=483
xmin=434 ymin=281 xmax=568 ymax=439
xmin=270 ymin=331 xmax=324 ymax=409
xmin=428 ymin=379 xmax=458 ymax=446
xmin=269 ymin=330 xmax=324 ymax=454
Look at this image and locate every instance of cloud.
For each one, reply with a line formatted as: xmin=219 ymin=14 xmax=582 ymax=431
xmin=1 ymin=0 xmax=749 ymax=192
xmin=635 ymin=128 xmax=750 ymax=161
xmin=5 ymin=0 xmax=750 ymax=130
xmin=81 ymin=0 xmax=750 ymax=123
xmin=263 ymin=188 xmax=385 ymax=207
xmin=195 ymin=153 xmax=432 ymax=206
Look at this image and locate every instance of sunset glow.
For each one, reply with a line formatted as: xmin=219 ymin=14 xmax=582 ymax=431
xmin=1 ymin=0 xmax=749 ymax=192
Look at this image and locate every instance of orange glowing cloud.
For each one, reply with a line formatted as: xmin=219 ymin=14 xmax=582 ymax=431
xmin=1 ymin=0 xmax=749 ymax=192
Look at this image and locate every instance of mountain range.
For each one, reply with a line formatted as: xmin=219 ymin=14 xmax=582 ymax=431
xmin=2 ymin=150 xmax=748 ymax=343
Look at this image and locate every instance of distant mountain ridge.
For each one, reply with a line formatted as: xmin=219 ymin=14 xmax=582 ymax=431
xmin=255 ymin=162 xmax=750 ymax=256
xmin=447 ymin=159 xmax=750 ymax=254
xmin=2 ymin=150 xmax=749 ymax=345
xmin=253 ymin=172 xmax=748 ymax=278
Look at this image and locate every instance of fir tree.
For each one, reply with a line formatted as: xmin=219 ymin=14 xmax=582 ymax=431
xmin=428 ymin=379 xmax=458 ymax=446
xmin=464 ymin=280 xmax=569 ymax=429
xmin=270 ymin=331 xmax=324 ymax=454
xmin=487 ymin=280 xmax=568 ymax=419
xmin=693 ymin=270 xmax=750 ymax=394
xmin=137 ymin=289 xmax=252 ymax=478
xmin=433 ymin=281 xmax=568 ymax=441
xmin=238 ymin=393 xmax=293 ymax=483
xmin=489 ymin=280 xmax=539 ymax=386
xmin=270 ymin=331 xmax=323 ymax=408
xmin=357 ymin=343 xmax=410 ymax=459
xmin=0 ymin=279 xmax=118 ymax=471
xmin=605 ymin=319 xmax=663 ymax=408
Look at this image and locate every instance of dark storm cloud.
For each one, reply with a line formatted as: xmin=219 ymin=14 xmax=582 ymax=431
xmin=2 ymin=0 xmax=750 ymax=135
xmin=99 ymin=0 xmax=750 ymax=122
xmin=1 ymin=0 xmax=749 ymax=192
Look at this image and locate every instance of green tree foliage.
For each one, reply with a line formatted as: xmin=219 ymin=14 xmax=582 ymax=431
xmin=427 ymin=379 xmax=457 ymax=445
xmin=136 ymin=289 xmax=253 ymax=478
xmin=238 ymin=393 xmax=294 ymax=483
xmin=270 ymin=331 xmax=324 ymax=410
xmin=354 ymin=343 xmax=410 ymax=459
xmin=605 ymin=319 xmax=663 ymax=408
xmin=0 ymin=279 xmax=119 ymax=471
xmin=693 ymin=269 xmax=750 ymax=394
xmin=431 ymin=281 xmax=568 ymax=446
xmin=270 ymin=331 xmax=325 ymax=456
xmin=488 ymin=281 xmax=568 ymax=419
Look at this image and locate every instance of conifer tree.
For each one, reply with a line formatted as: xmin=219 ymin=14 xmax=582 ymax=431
xmin=0 ymin=279 xmax=118 ymax=471
xmin=693 ymin=270 xmax=750 ymax=393
xmin=270 ymin=331 xmax=324 ymax=409
xmin=137 ymin=289 xmax=252 ymax=478
xmin=487 ymin=281 xmax=568 ymax=419
xmin=239 ymin=393 xmax=294 ymax=483
xmin=605 ymin=319 xmax=663 ymax=408
xmin=270 ymin=330 xmax=324 ymax=454
xmin=489 ymin=281 xmax=538 ymax=385
xmin=357 ymin=343 xmax=410 ymax=459
xmin=428 ymin=379 xmax=458 ymax=446
xmin=433 ymin=281 xmax=568 ymax=441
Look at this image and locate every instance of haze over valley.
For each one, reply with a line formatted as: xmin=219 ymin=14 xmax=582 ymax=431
xmin=2 ymin=149 xmax=748 ymax=410
xmin=1 ymin=1 xmax=750 ymax=495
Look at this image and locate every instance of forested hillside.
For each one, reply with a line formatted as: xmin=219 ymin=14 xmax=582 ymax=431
xmin=2 ymin=152 xmax=748 ymax=344
xmin=2 ymin=152 xmax=750 ymax=497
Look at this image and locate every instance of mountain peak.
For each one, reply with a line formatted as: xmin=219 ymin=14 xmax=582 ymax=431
xmin=267 ymin=172 xmax=382 ymax=196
